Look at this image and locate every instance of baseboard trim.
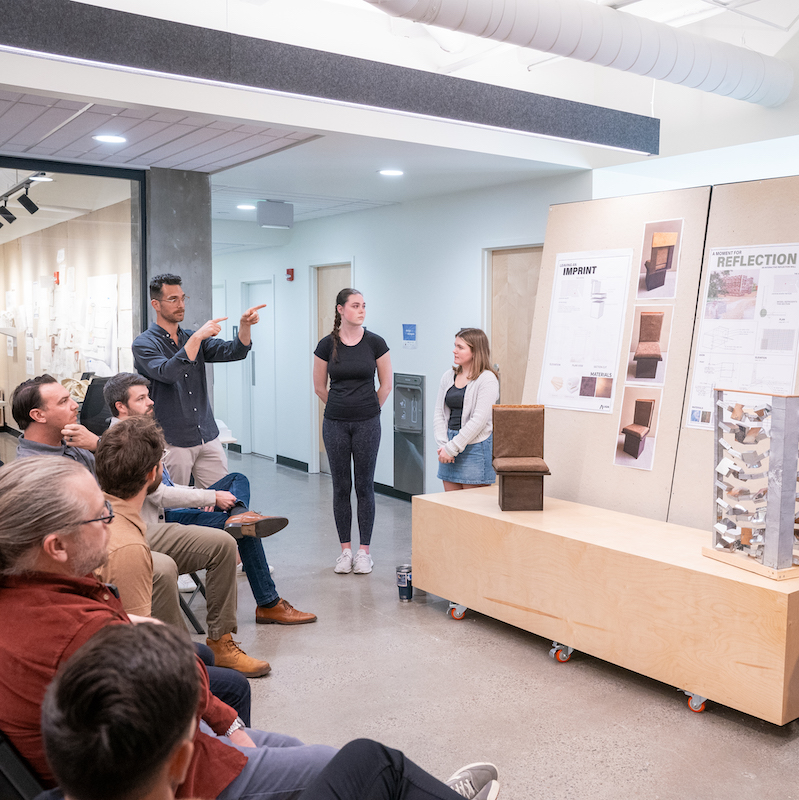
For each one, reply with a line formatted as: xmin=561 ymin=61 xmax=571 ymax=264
xmin=276 ymin=455 xmax=309 ymax=473
xmin=375 ymin=482 xmax=412 ymax=502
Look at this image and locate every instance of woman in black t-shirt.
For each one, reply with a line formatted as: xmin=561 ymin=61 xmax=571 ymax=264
xmin=313 ymin=288 xmax=392 ymax=575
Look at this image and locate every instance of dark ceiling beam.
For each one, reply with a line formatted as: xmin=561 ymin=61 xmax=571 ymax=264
xmin=0 ymin=0 xmax=659 ymax=154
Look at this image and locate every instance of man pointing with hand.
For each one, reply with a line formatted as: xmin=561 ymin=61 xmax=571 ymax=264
xmin=133 ymin=273 xmax=266 ymax=488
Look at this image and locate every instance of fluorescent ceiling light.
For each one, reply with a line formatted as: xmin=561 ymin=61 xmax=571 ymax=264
xmin=30 ymin=173 xmax=52 ymax=182
xmin=93 ymin=134 xmax=127 ymax=144
xmin=379 ymin=169 xmax=404 ymax=176
xmin=237 ymin=204 xmax=257 ymax=210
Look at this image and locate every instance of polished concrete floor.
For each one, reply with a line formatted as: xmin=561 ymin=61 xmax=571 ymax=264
xmin=3 ymin=435 xmax=799 ymax=799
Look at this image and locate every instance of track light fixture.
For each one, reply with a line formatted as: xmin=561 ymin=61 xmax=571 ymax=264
xmin=0 ymin=171 xmax=49 ymax=225
xmin=17 ymin=190 xmax=38 ymax=215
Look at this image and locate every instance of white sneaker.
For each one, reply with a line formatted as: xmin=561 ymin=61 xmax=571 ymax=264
xmin=334 ymin=549 xmax=353 ymax=574
xmin=445 ymin=763 xmax=499 ymax=799
xmin=352 ymin=549 xmax=373 ymax=574
xmin=178 ymin=574 xmax=196 ymax=593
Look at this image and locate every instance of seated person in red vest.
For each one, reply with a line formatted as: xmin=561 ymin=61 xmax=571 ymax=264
xmin=41 ymin=623 xmax=500 ymax=800
xmin=103 ymin=371 xmax=315 ymax=626
xmin=0 ymin=456 xmax=336 ymax=799
xmin=11 ymin=375 xmax=271 ymax=677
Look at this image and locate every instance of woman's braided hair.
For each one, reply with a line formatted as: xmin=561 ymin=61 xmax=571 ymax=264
xmin=330 ymin=287 xmax=362 ymax=362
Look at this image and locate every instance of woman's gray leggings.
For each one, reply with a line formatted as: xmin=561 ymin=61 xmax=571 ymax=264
xmin=322 ymin=415 xmax=382 ymax=546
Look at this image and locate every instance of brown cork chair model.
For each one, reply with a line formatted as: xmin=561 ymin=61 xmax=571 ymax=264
xmin=644 ymin=232 xmax=678 ymax=291
xmin=633 ymin=311 xmax=664 ymax=379
xmin=492 ymin=405 xmax=550 ymax=511
xmin=621 ymin=399 xmax=655 ymax=459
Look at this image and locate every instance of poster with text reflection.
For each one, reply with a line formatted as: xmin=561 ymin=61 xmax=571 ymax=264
xmin=538 ymin=249 xmax=632 ymax=413
xmin=687 ymin=244 xmax=799 ymax=429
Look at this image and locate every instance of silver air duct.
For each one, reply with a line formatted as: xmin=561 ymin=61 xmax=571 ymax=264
xmin=363 ymin=0 xmax=793 ymax=107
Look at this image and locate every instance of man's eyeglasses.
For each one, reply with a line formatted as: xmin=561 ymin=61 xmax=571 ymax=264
xmin=79 ymin=500 xmax=115 ymax=526
xmin=158 ymin=295 xmax=189 ymax=305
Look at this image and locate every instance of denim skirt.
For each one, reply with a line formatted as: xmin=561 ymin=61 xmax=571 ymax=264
xmin=437 ymin=431 xmax=496 ymax=484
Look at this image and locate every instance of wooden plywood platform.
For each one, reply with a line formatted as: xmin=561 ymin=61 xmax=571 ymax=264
xmin=412 ymin=486 xmax=799 ymax=725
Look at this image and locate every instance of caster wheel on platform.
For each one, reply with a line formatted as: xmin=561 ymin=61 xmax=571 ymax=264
xmin=449 ymin=607 xmax=466 ymax=620
xmin=688 ymin=697 xmax=706 ymax=713
xmin=554 ymin=649 xmax=572 ymax=663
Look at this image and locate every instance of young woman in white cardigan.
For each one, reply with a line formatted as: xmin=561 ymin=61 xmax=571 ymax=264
xmin=434 ymin=328 xmax=500 ymax=491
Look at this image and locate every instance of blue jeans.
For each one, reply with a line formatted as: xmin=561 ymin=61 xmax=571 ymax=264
xmin=165 ymin=473 xmax=279 ymax=607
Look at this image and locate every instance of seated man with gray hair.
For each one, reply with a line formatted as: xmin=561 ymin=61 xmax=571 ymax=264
xmin=0 ymin=456 xmax=336 ymax=799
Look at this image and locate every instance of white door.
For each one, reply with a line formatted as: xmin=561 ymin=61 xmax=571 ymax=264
xmin=246 ymin=280 xmax=276 ymax=458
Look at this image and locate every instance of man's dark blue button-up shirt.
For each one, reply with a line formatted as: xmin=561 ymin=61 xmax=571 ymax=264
xmin=132 ymin=322 xmax=251 ymax=448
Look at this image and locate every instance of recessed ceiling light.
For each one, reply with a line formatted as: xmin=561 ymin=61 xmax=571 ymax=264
xmin=378 ymin=169 xmax=404 ymax=177
xmin=93 ymin=134 xmax=127 ymax=144
xmin=237 ymin=204 xmax=257 ymax=210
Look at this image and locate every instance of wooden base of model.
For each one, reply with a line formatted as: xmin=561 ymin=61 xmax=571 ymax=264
xmin=412 ymin=486 xmax=799 ymax=725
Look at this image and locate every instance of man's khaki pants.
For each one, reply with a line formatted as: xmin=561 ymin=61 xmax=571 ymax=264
xmin=164 ymin=436 xmax=229 ymax=489
xmin=148 ymin=522 xmax=237 ymax=640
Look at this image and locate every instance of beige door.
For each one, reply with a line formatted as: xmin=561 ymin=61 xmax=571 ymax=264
xmin=491 ymin=246 xmax=543 ymax=405
xmin=316 ymin=263 xmax=352 ymax=473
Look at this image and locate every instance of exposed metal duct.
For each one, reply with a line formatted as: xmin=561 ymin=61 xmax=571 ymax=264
xmin=363 ymin=0 xmax=794 ymax=107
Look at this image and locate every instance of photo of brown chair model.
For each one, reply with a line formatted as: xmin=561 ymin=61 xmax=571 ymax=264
xmin=633 ymin=311 xmax=664 ymax=379
xmin=644 ymin=232 xmax=677 ymax=291
xmin=621 ymin=399 xmax=655 ymax=459
xmin=492 ymin=405 xmax=550 ymax=511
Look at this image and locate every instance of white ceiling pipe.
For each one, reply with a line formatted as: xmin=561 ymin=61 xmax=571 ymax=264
xmin=363 ymin=0 xmax=793 ymax=107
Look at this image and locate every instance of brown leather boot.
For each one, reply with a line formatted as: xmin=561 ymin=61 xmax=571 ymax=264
xmin=256 ymin=598 xmax=317 ymax=625
xmin=224 ymin=512 xmax=288 ymax=538
xmin=206 ymin=633 xmax=271 ymax=677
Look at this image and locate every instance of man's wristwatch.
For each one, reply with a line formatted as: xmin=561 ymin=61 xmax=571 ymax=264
xmin=226 ymin=716 xmax=246 ymax=737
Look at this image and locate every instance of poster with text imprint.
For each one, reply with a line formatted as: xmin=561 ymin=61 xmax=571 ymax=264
xmin=538 ymin=249 xmax=633 ymax=413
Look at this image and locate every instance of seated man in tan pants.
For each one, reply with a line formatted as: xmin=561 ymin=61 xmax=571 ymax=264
xmin=11 ymin=375 xmax=268 ymax=677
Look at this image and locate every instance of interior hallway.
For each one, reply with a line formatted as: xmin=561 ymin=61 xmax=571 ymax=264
xmin=2 ymin=434 xmax=798 ymax=799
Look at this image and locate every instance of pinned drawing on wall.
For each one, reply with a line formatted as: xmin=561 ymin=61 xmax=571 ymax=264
xmin=637 ymin=219 xmax=683 ymax=300
xmin=687 ymin=242 xmax=799 ymax=429
xmin=25 ymin=330 xmax=35 ymax=375
xmin=625 ymin=305 xmax=673 ymax=386
xmin=538 ymin=248 xmax=633 ymax=413
xmin=614 ymin=385 xmax=663 ymax=471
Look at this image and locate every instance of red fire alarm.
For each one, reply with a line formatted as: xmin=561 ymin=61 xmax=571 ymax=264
xmin=286 ymin=269 xmax=294 ymax=282
xmin=53 ymin=271 xmax=60 ymax=285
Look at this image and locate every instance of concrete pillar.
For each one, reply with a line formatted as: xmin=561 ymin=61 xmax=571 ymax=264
xmin=144 ymin=167 xmax=213 ymax=331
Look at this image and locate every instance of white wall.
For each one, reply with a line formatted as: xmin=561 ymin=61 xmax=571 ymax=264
xmin=213 ymin=170 xmax=592 ymax=493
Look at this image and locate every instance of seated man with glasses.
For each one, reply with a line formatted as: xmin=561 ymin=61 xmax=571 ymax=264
xmin=132 ymin=272 xmax=265 ymax=489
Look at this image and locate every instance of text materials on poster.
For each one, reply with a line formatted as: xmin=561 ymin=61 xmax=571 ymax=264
xmin=402 ymin=323 xmax=417 ymax=349
xmin=688 ymin=243 xmax=799 ymax=429
xmin=538 ymin=249 xmax=633 ymax=413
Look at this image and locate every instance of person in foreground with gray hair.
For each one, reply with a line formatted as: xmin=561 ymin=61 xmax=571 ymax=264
xmin=0 ymin=456 xmax=335 ymax=800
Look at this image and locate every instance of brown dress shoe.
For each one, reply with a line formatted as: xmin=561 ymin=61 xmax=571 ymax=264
xmin=206 ymin=633 xmax=271 ymax=677
xmin=256 ymin=598 xmax=317 ymax=625
xmin=224 ymin=512 xmax=289 ymax=539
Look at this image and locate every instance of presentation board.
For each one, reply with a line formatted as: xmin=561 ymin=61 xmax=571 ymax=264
xmin=670 ymin=175 xmax=799 ymax=528
xmin=522 ymin=187 xmax=712 ymax=522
